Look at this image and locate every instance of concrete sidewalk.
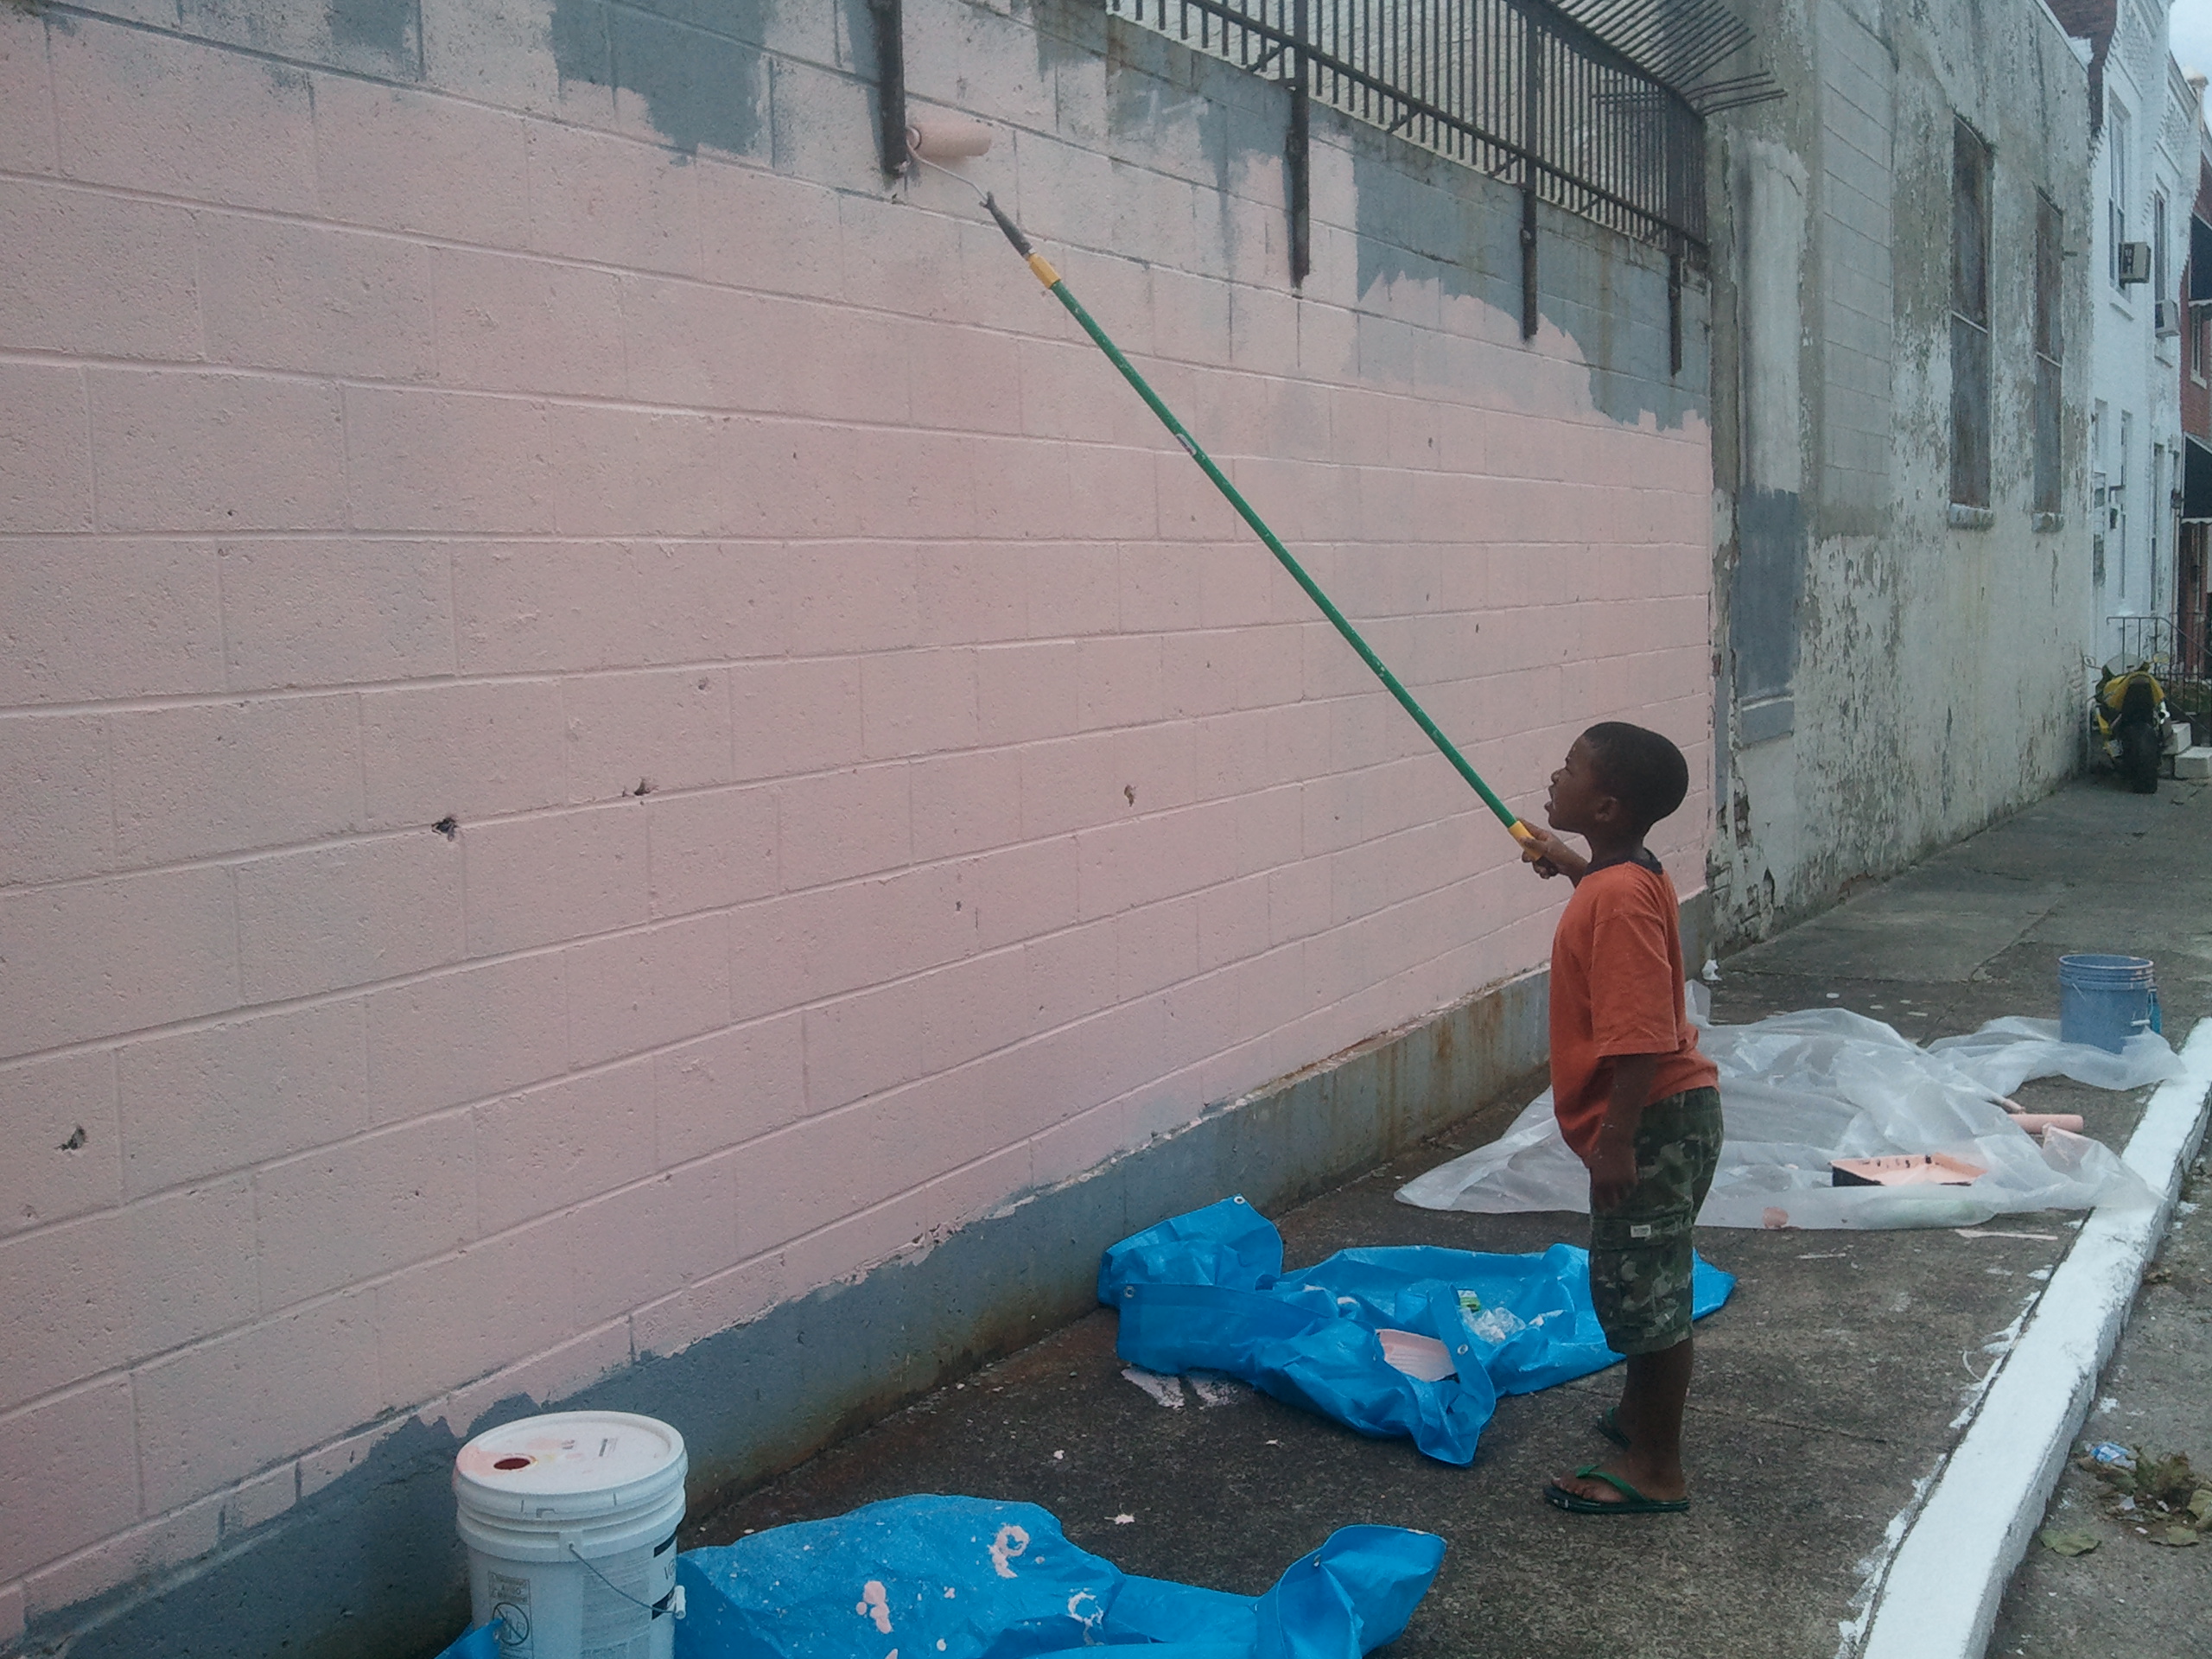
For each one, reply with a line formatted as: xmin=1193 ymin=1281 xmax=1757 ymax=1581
xmin=683 ymin=777 xmax=2212 ymax=1658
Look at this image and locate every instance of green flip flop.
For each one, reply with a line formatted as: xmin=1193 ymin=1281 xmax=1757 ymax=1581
xmin=1597 ymin=1406 xmax=1630 ymax=1449
xmin=1544 ymin=1465 xmax=1690 ymax=1516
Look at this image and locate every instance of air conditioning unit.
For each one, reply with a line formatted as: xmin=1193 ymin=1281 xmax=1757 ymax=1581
xmin=2119 ymin=240 xmax=2153 ymax=283
xmin=2156 ymin=298 xmax=2181 ymax=336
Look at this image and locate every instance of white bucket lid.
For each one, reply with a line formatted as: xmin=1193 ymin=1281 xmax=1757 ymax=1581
xmin=454 ymin=1411 xmax=686 ymax=1524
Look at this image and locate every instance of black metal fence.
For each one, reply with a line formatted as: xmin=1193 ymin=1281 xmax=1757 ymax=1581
xmin=1106 ymin=0 xmax=1770 ymax=264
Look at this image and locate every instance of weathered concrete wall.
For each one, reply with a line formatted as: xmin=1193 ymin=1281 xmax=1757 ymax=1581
xmin=1706 ymin=0 xmax=2094 ymax=941
xmin=0 ymin=0 xmax=1710 ymax=1650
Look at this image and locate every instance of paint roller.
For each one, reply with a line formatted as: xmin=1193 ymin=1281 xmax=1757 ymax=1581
xmin=905 ymin=121 xmax=1539 ymax=853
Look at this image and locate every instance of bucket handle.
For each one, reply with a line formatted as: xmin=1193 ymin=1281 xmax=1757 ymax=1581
xmin=2148 ymin=986 xmax=2163 ymax=1036
xmin=562 ymin=1540 xmax=684 ymax=1619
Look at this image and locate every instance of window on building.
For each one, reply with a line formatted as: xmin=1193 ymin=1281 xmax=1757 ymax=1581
xmin=2155 ymin=190 xmax=2171 ymax=305
xmin=2109 ymin=105 xmax=2131 ymax=290
xmin=1951 ymin=119 xmax=1993 ymax=511
xmin=2034 ymin=193 xmax=2063 ymax=518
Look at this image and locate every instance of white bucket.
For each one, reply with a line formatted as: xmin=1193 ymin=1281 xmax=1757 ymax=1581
xmin=453 ymin=1411 xmax=687 ymax=1659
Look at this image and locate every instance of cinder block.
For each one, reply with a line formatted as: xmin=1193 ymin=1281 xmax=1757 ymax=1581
xmin=565 ymin=1159 xmax=734 ymax=1327
xmin=0 ymin=181 xmax=199 ymax=359
xmin=0 ymin=1376 xmax=138 ymax=1583
xmin=0 ymin=711 xmax=112 ymax=887
xmin=527 ymin=119 xmax=696 ymax=273
xmin=899 ymin=315 xmax=1020 ymax=435
xmin=563 ymin=667 xmax=734 ymax=802
xmin=132 ymin=1290 xmax=379 ymax=1513
xmin=452 ymin=542 xmax=645 ymax=674
xmin=910 ymin=747 xmax=1023 ymax=862
xmin=1025 ymin=542 xmax=1122 ymax=638
xmin=360 ymin=677 xmax=568 ymax=828
xmin=2174 ymin=747 xmax=2212 ymax=780
xmin=652 ymin=1014 xmax=805 ymax=1166
xmin=543 ymin=403 xmax=734 ymax=539
xmin=964 ymin=434 xmax=1073 ymax=542
xmin=342 ymin=385 xmax=555 ymax=535
xmin=219 ymin=542 xmax=454 ymax=690
xmin=111 ymin=694 xmax=361 ymax=867
xmin=598 ymin=0 xmax=771 ymax=157
xmin=473 ymin=1059 xmax=655 ymax=1234
xmin=692 ymin=156 xmax=842 ymax=299
xmin=785 ymin=543 xmax=918 ymax=656
xmin=0 ymin=1049 xmax=120 ymax=1235
xmin=644 ymin=785 xmax=778 ymax=918
xmin=464 ymin=803 xmax=651 ymax=957
xmin=0 ymin=1209 xmax=128 ymax=1409
xmin=372 ymin=1222 xmax=573 ymax=1412
xmin=122 ymin=1177 xmax=259 ymax=1356
xmin=117 ymin=999 xmax=370 ymax=1198
xmin=50 ymin=18 xmax=316 ymax=212
xmin=1076 ymin=634 xmax=1166 ymax=731
xmin=975 ymin=640 xmax=1078 ymax=746
xmin=90 ymin=370 xmax=345 ymax=534
xmin=430 ymin=247 xmax=625 ymax=396
xmin=635 ymin=542 xmax=788 ymax=664
xmin=848 ymin=428 xmax=979 ymax=540
xmin=236 ymin=832 xmax=465 ymax=1003
xmin=312 ymin=75 xmax=532 ymax=247
xmin=564 ymin=910 xmax=732 ymax=1066
xmin=253 ymin=1112 xmax=475 ymax=1310
xmin=0 ymin=865 xmax=238 ymax=1056
xmin=0 ymin=541 xmax=225 ymax=707
xmin=198 ymin=213 xmax=435 ymax=380
xmin=861 ymin=648 xmax=978 ymax=760
xmin=777 ymin=765 xmax=912 ymax=889
xmin=0 ymin=363 xmax=91 ymax=534
xmin=364 ymin=952 xmax=568 ymax=1120
xmin=1074 ymin=798 xmax=1239 ymax=919
xmin=0 ymin=5 xmax=56 ymax=175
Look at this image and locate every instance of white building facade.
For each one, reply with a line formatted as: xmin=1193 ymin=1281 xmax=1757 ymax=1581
xmin=2078 ymin=0 xmax=2194 ymax=668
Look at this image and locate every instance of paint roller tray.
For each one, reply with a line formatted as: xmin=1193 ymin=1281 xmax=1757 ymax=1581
xmin=1829 ymin=1154 xmax=1988 ymax=1188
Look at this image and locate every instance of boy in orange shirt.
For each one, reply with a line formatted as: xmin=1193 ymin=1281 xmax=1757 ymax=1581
xmin=1518 ymin=722 xmax=1721 ymax=1515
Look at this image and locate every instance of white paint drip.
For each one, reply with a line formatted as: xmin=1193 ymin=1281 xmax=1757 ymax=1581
xmin=1067 ymin=1590 xmax=1104 ymax=1630
xmin=988 ymin=1523 xmax=1029 ymax=1580
xmin=1121 ymin=1367 xmax=1186 ymax=1408
xmin=855 ymin=1581 xmax=892 ymax=1635
xmin=1188 ymin=1375 xmax=1249 ymax=1408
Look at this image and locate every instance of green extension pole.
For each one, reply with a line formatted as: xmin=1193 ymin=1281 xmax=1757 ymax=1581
xmin=982 ymin=195 xmax=1535 ymax=850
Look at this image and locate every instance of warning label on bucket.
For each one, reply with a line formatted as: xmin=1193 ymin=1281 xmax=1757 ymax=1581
xmin=489 ymin=1573 xmax=531 ymax=1656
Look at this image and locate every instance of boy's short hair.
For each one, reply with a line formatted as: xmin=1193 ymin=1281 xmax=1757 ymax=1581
xmin=1581 ymin=722 xmax=1689 ymax=832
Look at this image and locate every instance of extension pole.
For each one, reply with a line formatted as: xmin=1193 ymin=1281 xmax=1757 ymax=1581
xmin=982 ymin=196 xmax=1535 ymax=849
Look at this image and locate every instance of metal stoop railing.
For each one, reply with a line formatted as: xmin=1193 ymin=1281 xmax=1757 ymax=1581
xmin=1106 ymin=0 xmax=1778 ymax=270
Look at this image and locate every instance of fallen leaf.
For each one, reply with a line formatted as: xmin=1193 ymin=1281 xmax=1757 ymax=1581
xmin=2038 ymin=1526 xmax=2101 ymax=1556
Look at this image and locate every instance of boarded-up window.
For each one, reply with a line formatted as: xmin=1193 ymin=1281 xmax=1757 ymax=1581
xmin=2033 ymin=193 xmax=2063 ymax=518
xmin=1951 ymin=119 xmax=1993 ymax=511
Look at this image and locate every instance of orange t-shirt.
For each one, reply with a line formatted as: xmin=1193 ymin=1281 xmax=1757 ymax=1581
xmin=1548 ymin=855 xmax=1719 ymax=1158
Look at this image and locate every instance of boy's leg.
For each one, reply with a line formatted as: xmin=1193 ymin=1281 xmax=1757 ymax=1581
xmin=1597 ymin=1336 xmax=1693 ymax=1497
xmin=1553 ymin=1087 xmax=1721 ymax=1508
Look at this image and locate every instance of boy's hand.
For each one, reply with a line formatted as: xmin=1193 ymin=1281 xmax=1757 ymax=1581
xmin=1585 ymin=1129 xmax=1640 ymax=1211
xmin=1518 ymin=824 xmax=1586 ymax=881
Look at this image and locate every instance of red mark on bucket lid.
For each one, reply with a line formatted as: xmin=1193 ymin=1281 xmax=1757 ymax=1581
xmin=493 ymin=1456 xmax=532 ymax=1471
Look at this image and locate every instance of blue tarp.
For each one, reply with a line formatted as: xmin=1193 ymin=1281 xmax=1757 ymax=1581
xmin=675 ymin=1495 xmax=1445 ymax=1658
xmin=1100 ymin=1197 xmax=1735 ymax=1465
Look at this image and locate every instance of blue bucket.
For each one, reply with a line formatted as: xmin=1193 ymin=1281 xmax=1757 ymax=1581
xmin=2057 ymin=954 xmax=2161 ymax=1052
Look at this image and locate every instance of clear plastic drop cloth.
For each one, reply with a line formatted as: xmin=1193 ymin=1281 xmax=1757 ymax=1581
xmin=1395 ymin=995 xmax=2178 ymax=1230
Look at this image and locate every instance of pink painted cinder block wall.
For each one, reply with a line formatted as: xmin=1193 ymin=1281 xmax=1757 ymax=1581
xmin=0 ymin=0 xmax=1710 ymax=1632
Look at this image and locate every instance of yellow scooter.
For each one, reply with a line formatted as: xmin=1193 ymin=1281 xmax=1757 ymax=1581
xmin=2094 ymin=664 xmax=2169 ymax=794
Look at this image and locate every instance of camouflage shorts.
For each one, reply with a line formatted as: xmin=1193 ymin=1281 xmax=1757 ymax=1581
xmin=1587 ymin=1085 xmax=1724 ymax=1356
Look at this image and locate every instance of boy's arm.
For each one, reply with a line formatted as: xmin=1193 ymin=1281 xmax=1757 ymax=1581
xmin=1587 ymin=1052 xmax=1660 ymax=1209
xmin=1518 ymin=825 xmax=1589 ymax=884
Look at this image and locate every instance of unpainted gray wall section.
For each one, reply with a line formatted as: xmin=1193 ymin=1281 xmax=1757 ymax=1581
xmin=1344 ymin=121 xmax=1709 ymax=430
xmin=29 ymin=965 xmax=1556 ymax=1659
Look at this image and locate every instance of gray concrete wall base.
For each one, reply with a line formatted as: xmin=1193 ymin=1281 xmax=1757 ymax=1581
xmin=24 ymin=957 xmax=1570 ymax=1659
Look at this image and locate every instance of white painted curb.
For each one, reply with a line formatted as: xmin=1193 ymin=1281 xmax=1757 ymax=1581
xmin=1854 ymin=1018 xmax=2212 ymax=1659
